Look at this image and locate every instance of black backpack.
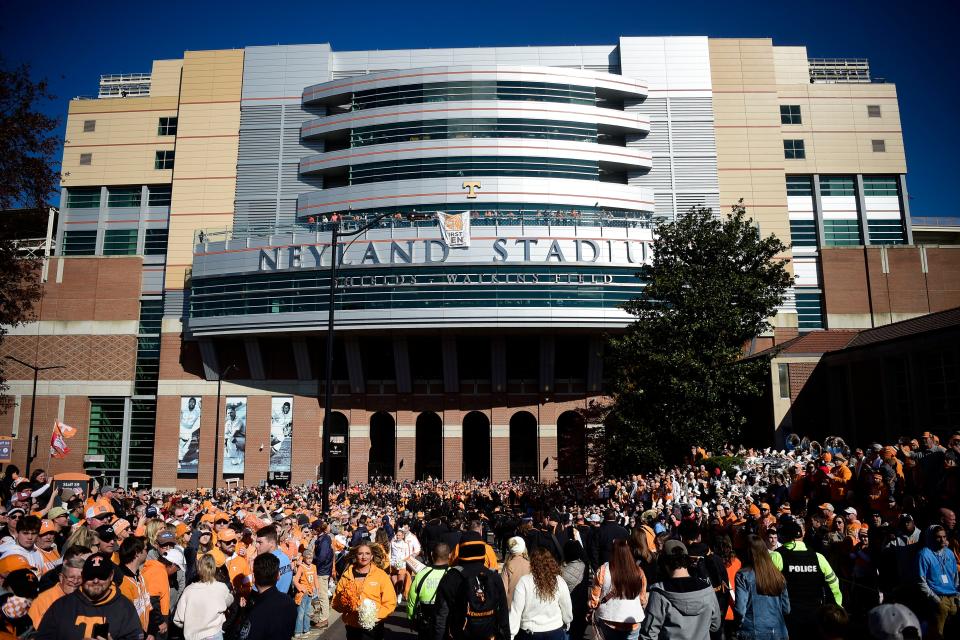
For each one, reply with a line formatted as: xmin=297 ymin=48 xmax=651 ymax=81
xmin=456 ymin=567 xmax=502 ymax=640
xmin=411 ymin=567 xmax=447 ymax=633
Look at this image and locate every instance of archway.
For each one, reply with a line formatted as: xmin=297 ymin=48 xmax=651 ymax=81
xmin=509 ymin=411 xmax=538 ymax=480
xmin=557 ymin=410 xmax=587 ymax=477
xmin=368 ymin=411 xmax=395 ymax=481
xmin=325 ymin=411 xmax=349 ymax=484
xmin=415 ymin=412 xmax=443 ymax=480
xmin=462 ymin=411 xmax=490 ymax=480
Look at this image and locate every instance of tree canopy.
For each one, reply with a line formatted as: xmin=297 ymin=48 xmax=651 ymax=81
xmin=601 ymin=202 xmax=793 ymax=471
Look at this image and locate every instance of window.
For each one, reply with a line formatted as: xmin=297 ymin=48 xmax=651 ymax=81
xmin=107 ymin=186 xmax=141 ymax=208
xmin=102 ymin=229 xmax=138 ymax=255
xmin=348 ymin=156 xmax=599 ymax=185
xmin=789 ymin=220 xmax=818 ymax=247
xmin=350 ymin=118 xmax=599 ymax=147
xmin=863 ymin=176 xmax=899 ymax=196
xmin=158 ymin=117 xmax=178 ymax=136
xmin=796 ymin=291 xmax=824 ymax=330
xmin=867 ymin=105 xmax=882 ymax=118
xmin=351 ymin=80 xmax=598 ymax=111
xmin=780 ymin=105 xmax=802 ymax=125
xmin=61 ymin=230 xmax=97 ymax=255
xmin=147 ymin=185 xmax=172 ymax=207
xmin=824 ymin=220 xmax=862 ymax=246
xmin=868 ymin=220 xmax=905 ymax=245
xmin=87 ymin=398 xmax=125 ymax=485
xmin=786 ymin=175 xmax=813 ymax=197
xmin=65 ymin=187 xmax=101 ymax=208
xmin=872 ymin=139 xmax=886 ymax=153
xmin=819 ymin=176 xmax=855 ymax=196
xmin=143 ymin=228 xmax=169 ymax=255
xmin=83 ymin=120 xmax=96 ymax=132
xmin=79 ymin=153 xmax=92 ymax=166
xmin=778 ymin=363 xmax=791 ymax=399
xmin=155 ymin=150 xmax=174 ymax=170
xmin=784 ymin=139 xmax=805 ymax=159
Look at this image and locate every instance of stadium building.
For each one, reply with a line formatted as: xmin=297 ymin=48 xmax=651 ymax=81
xmin=2 ymin=37 xmax=958 ymax=489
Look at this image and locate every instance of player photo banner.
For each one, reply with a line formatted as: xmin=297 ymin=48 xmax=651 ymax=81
xmin=223 ymin=396 xmax=247 ymax=475
xmin=178 ymin=396 xmax=202 ymax=474
xmin=270 ymin=397 xmax=293 ymax=473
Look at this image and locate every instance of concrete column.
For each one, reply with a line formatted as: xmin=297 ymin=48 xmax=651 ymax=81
xmin=812 ymin=174 xmax=826 ymax=249
xmin=899 ymin=174 xmax=914 ymax=245
xmin=855 ymin=174 xmax=870 ymax=246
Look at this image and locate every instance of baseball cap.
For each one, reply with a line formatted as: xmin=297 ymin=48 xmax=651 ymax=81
xmin=818 ymin=503 xmax=835 ymax=512
xmin=156 ymin=531 xmax=177 ymax=546
xmin=0 ymin=555 xmax=32 ymax=575
xmin=663 ymin=540 xmax=688 ymax=557
xmin=145 ymin=505 xmax=160 ymax=518
xmin=85 ymin=505 xmax=110 ymax=520
xmin=843 ymin=507 xmax=858 ymax=516
xmin=82 ymin=553 xmax=116 ymax=581
xmin=95 ymin=524 xmax=117 ymax=542
xmin=217 ymin=528 xmax=237 ymax=542
xmin=47 ymin=506 xmax=69 ymax=520
xmin=867 ymin=604 xmax=920 ymax=640
xmin=6 ymin=508 xmax=25 ymax=518
xmin=589 ymin=514 xmax=601 ymax=523
xmin=507 ymin=536 xmax=527 ymax=556
xmin=5 ymin=568 xmax=39 ymax=599
xmin=160 ymin=547 xmax=186 ymax=572
xmin=39 ymin=520 xmax=57 ymax=535
xmin=15 ymin=489 xmax=31 ymax=502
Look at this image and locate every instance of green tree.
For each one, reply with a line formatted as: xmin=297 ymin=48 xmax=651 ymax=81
xmin=601 ymin=202 xmax=793 ymax=471
xmin=0 ymin=60 xmax=60 ymax=407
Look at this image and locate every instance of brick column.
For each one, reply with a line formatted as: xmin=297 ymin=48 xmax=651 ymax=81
xmin=442 ymin=419 xmax=462 ymax=481
xmin=396 ymin=420 xmax=416 ymax=482
xmin=491 ymin=423 xmax=509 ymax=482
xmin=348 ymin=409 xmax=370 ymax=484
xmin=243 ymin=396 xmax=270 ymax=486
xmin=196 ymin=394 xmax=221 ymax=490
xmin=291 ymin=396 xmax=321 ymax=486
xmin=539 ymin=423 xmax=558 ymax=483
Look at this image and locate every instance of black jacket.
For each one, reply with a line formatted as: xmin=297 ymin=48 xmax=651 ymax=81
xmin=433 ymin=561 xmax=509 ymax=640
xmin=239 ymin=586 xmax=297 ymax=640
xmin=591 ymin=521 xmax=629 ymax=566
xmin=35 ymin=585 xmax=144 ymax=640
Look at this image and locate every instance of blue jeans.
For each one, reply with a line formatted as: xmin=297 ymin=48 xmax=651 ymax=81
xmin=595 ymin=621 xmax=640 ymax=640
xmin=297 ymin=595 xmax=314 ymax=633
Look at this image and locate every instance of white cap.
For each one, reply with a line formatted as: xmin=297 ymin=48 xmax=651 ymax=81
xmin=161 ymin=547 xmax=186 ymax=572
xmin=507 ymin=536 xmax=526 ymax=556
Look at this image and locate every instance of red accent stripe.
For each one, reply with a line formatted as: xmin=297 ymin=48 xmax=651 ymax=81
xmin=66 ymin=141 xmax=174 ymax=148
xmin=177 ymin=134 xmax=240 ymax=139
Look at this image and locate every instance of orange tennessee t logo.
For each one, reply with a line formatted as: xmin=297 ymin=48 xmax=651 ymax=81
xmin=74 ymin=615 xmax=106 ymax=636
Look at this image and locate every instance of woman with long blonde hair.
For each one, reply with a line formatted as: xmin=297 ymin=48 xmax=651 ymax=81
xmin=734 ymin=534 xmax=790 ymax=640
xmin=509 ymin=547 xmax=573 ymax=640
xmin=173 ymin=553 xmax=234 ymax=640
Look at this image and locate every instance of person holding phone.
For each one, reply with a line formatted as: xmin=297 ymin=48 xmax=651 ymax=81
xmin=35 ymin=552 xmax=144 ymax=640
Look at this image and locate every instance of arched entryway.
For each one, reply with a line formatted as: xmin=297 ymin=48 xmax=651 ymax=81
xmin=368 ymin=411 xmax=395 ymax=481
xmin=462 ymin=411 xmax=490 ymax=480
xmin=325 ymin=411 xmax=349 ymax=484
xmin=557 ymin=410 xmax=587 ymax=477
xmin=415 ymin=412 xmax=443 ymax=480
xmin=509 ymin=411 xmax=538 ymax=480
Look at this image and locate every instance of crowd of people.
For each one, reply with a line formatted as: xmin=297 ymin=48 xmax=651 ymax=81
xmin=0 ymin=428 xmax=956 ymax=640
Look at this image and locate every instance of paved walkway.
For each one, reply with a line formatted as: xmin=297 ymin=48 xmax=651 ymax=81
xmin=315 ymin=605 xmax=416 ymax=640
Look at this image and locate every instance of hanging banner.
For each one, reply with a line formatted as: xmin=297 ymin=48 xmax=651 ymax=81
xmin=223 ymin=397 xmax=247 ymax=475
xmin=178 ymin=397 xmax=202 ymax=474
xmin=436 ymin=211 xmax=471 ymax=248
xmin=269 ymin=397 xmax=293 ymax=473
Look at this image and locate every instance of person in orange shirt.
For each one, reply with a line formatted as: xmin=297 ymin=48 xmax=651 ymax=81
xmin=118 ymin=536 xmax=154 ymax=635
xmin=211 ymin=528 xmax=252 ymax=598
xmin=29 ymin=553 xmax=84 ymax=628
xmin=141 ymin=553 xmax=171 ymax=638
xmin=293 ymin=548 xmax=318 ymax=635
xmin=332 ymin=544 xmax=396 ymax=633
xmin=36 ymin=520 xmax=60 ymax=576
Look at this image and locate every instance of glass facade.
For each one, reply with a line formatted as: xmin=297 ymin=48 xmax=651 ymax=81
xmin=868 ymin=220 xmax=906 ymax=245
xmin=824 ymin=219 xmax=862 ymax=246
xmin=190 ymin=265 xmax=645 ymax=319
xmin=86 ymin=398 xmax=125 ymax=486
xmin=107 ymin=187 xmax=141 ymax=208
xmin=65 ymin=187 xmax=101 ymax=208
xmin=349 ymin=156 xmax=599 ymax=185
xmin=350 ymin=118 xmax=599 ymax=147
xmin=819 ymin=176 xmax=855 ymax=196
xmin=789 ymin=220 xmax=818 ymax=247
xmin=796 ymin=290 xmax=825 ymax=330
xmin=352 ymin=81 xmax=598 ymax=110
xmin=102 ymin=229 xmax=138 ymax=255
xmin=61 ymin=230 xmax=97 ymax=255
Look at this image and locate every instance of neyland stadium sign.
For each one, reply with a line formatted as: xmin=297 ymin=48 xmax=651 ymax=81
xmin=257 ymin=237 xmax=653 ymax=272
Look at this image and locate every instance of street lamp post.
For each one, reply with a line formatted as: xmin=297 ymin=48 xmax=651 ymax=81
xmin=5 ymin=356 xmax=65 ymax=476
xmin=319 ymin=212 xmax=424 ymax=513
xmin=211 ymin=363 xmax=237 ymax=495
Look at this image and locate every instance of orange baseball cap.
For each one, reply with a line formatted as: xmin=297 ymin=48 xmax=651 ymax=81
xmin=200 ymin=513 xmax=215 ymax=524
xmin=748 ymin=504 xmax=761 ymax=517
xmin=217 ymin=528 xmax=237 ymax=542
xmin=819 ymin=503 xmax=835 ymax=512
xmin=39 ymin=520 xmax=57 ymax=535
xmin=0 ymin=555 xmax=31 ymax=575
xmin=112 ymin=519 xmax=131 ymax=535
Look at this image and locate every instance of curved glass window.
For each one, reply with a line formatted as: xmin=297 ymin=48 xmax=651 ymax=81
xmin=349 ymin=156 xmax=598 ymax=185
xmin=189 ymin=265 xmax=644 ymax=319
xmin=352 ymin=81 xmax=596 ymax=110
xmin=351 ymin=118 xmax=598 ymax=147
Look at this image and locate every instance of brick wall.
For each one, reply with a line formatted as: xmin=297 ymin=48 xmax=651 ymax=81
xmin=3 ymin=335 xmax=137 ymax=381
xmin=37 ymin=258 xmax=142 ymax=322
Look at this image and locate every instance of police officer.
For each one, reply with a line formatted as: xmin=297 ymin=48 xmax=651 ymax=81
xmin=770 ymin=517 xmax=843 ymax=637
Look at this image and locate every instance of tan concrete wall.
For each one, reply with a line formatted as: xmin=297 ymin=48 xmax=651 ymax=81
xmin=62 ymin=96 xmax=179 ymax=188
xmin=150 ymin=59 xmax=183 ymax=97
xmin=164 ymin=49 xmax=243 ymax=291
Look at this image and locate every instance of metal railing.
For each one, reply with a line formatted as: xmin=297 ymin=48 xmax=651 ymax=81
xmin=809 ymin=58 xmax=873 ymax=84
xmin=911 ymin=217 xmax=960 ymax=227
xmin=98 ymin=73 xmax=152 ymax=98
xmin=195 ymin=210 xmax=657 ymax=246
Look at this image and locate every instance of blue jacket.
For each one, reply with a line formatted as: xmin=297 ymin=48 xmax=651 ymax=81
xmin=314 ymin=533 xmax=334 ymax=577
xmin=918 ymin=545 xmax=959 ymax=599
xmin=734 ymin=568 xmax=791 ymax=640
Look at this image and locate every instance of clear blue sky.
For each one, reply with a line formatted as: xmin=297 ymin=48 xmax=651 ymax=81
xmin=4 ymin=0 xmax=957 ymax=218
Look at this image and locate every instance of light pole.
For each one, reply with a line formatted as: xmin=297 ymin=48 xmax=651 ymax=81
xmin=211 ymin=363 xmax=237 ymax=494
xmin=5 ymin=356 xmax=65 ymax=476
xmin=319 ymin=211 xmax=425 ymax=513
